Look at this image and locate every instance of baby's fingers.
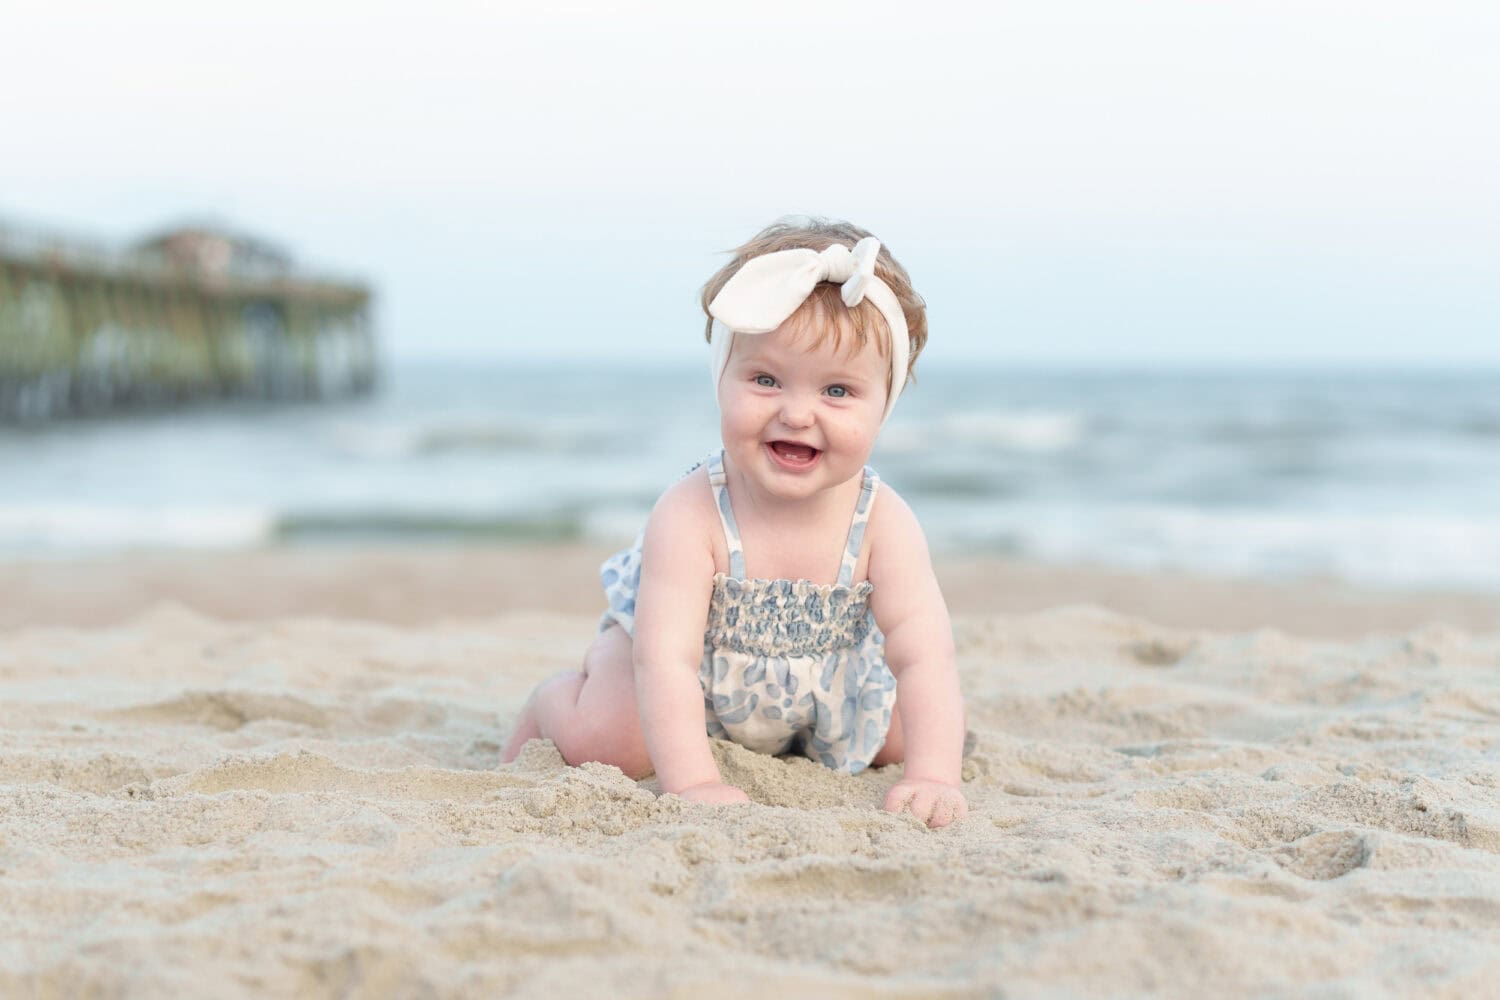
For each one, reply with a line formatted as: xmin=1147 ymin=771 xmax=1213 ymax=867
xmin=884 ymin=782 xmax=969 ymax=829
xmin=928 ymin=791 xmax=969 ymax=829
xmin=884 ymin=783 xmax=936 ymax=824
xmin=882 ymin=782 xmax=917 ymax=817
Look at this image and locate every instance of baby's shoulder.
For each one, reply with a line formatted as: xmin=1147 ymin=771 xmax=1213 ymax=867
xmin=652 ymin=463 xmax=714 ymax=520
xmin=642 ymin=465 xmax=720 ymax=556
xmin=864 ymin=479 xmax=931 ymax=570
xmin=867 ymin=477 xmax=920 ymax=535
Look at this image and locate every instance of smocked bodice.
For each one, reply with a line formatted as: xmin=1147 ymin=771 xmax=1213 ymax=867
xmin=705 ymin=574 xmax=874 ymax=657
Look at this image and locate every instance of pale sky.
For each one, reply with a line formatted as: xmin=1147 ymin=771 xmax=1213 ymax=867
xmin=2 ymin=1 xmax=1497 ymax=366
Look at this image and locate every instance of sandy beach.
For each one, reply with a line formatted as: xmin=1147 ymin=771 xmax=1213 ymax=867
xmin=2 ymin=545 xmax=1498 ymax=997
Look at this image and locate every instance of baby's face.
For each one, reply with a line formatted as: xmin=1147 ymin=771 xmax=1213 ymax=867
xmin=717 ymin=315 xmax=889 ymax=503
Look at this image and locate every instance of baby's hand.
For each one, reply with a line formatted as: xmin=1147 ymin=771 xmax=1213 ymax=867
xmin=884 ymin=778 xmax=968 ymax=829
xmin=674 ymin=781 xmax=751 ymax=806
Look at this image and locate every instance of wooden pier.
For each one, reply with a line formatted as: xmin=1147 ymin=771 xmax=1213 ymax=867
xmin=0 ymin=221 xmax=377 ymax=422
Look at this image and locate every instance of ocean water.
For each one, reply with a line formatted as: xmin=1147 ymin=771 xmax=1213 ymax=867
xmin=2 ymin=360 xmax=1499 ymax=592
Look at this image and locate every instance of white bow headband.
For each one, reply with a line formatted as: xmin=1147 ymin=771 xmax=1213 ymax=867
xmin=708 ymin=236 xmax=911 ymax=426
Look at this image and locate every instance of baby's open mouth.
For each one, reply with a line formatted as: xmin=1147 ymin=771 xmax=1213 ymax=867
xmin=768 ymin=441 xmax=821 ymax=466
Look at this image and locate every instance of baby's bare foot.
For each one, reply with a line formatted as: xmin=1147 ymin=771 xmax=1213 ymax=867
xmin=498 ymin=701 xmax=541 ymax=764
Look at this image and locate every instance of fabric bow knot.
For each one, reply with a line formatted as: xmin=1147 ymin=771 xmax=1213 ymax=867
xmin=710 ymin=237 xmax=882 ymax=333
xmin=707 ymin=236 xmax=911 ymax=426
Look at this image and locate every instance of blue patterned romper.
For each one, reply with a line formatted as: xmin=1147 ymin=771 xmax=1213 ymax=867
xmin=598 ymin=451 xmax=898 ymax=774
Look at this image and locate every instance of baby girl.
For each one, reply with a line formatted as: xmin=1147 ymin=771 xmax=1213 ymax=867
xmin=501 ymin=218 xmax=968 ymax=829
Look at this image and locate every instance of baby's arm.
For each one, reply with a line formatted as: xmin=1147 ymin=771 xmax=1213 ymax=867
xmin=632 ymin=475 xmax=749 ymax=804
xmin=867 ymin=489 xmax=968 ymax=828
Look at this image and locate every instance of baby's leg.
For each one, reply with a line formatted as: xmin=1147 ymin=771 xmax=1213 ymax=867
xmin=498 ymin=624 xmax=652 ymax=779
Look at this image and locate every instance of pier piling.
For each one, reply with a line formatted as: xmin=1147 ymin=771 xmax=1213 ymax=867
xmin=0 ymin=221 xmax=377 ymax=422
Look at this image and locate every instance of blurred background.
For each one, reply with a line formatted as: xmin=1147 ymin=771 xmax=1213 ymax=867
xmin=3 ymin=0 xmax=1498 ymax=595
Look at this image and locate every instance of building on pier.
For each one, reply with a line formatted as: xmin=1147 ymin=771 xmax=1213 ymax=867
xmin=0 ymin=219 xmax=377 ymax=422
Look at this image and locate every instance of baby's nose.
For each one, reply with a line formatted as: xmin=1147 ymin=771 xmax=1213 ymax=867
xmin=778 ymin=397 xmax=814 ymax=429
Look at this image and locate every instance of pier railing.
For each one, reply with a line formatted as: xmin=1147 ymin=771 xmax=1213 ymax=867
xmin=0 ymin=220 xmax=377 ymax=422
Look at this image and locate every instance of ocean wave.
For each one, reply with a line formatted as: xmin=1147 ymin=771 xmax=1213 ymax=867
xmin=0 ymin=504 xmax=276 ymax=554
xmin=1460 ymin=417 xmax=1500 ymax=438
xmin=922 ymin=502 xmax=1500 ymax=593
xmin=1200 ymin=418 xmax=1351 ymax=445
xmin=890 ymin=469 xmax=1020 ymax=499
xmin=274 ymin=510 xmax=589 ymax=543
xmin=0 ymin=504 xmax=605 ymax=555
xmin=881 ymin=410 xmax=1085 ymax=454
xmin=326 ymin=419 xmax=621 ymax=460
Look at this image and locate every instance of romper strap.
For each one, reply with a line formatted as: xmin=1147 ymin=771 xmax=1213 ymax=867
xmin=706 ymin=451 xmax=747 ymax=579
xmin=836 ymin=466 xmax=880 ymax=588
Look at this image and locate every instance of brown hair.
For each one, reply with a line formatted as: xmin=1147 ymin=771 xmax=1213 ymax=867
xmin=700 ymin=217 xmax=929 ymax=390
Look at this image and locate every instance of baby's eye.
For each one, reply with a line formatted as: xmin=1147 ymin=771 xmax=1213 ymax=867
xmin=826 ymin=385 xmax=850 ymax=398
xmin=754 ymin=374 xmax=777 ymax=388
